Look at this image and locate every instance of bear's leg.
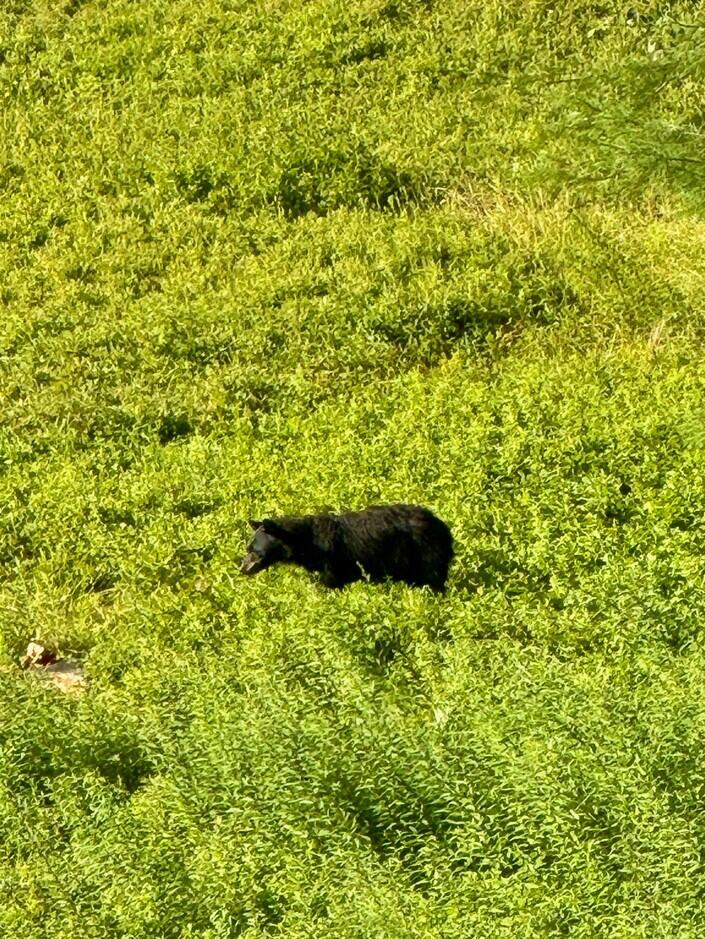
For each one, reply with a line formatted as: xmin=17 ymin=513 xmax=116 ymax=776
xmin=320 ymin=566 xmax=346 ymax=589
xmin=320 ymin=563 xmax=361 ymax=589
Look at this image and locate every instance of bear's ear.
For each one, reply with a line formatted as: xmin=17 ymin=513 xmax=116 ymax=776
xmin=249 ymin=519 xmax=263 ymax=530
xmin=260 ymin=518 xmax=287 ymax=540
xmin=262 ymin=518 xmax=297 ymax=542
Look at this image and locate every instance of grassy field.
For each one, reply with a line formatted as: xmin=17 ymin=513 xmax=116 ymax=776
xmin=1 ymin=1 xmax=705 ymax=936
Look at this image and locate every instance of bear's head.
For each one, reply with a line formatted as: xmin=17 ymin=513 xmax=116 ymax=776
xmin=240 ymin=519 xmax=302 ymax=575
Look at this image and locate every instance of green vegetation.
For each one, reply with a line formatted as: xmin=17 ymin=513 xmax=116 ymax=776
xmin=1 ymin=1 xmax=705 ymax=935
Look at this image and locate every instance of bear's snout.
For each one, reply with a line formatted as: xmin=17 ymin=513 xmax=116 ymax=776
xmin=240 ymin=554 xmax=260 ymax=574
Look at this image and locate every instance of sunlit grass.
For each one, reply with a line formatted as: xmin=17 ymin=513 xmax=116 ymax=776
xmin=1 ymin=1 xmax=705 ymax=936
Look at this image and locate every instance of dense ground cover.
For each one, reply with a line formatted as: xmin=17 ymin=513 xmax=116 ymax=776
xmin=1 ymin=1 xmax=705 ymax=936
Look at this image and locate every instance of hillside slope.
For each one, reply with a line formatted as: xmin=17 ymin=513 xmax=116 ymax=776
xmin=1 ymin=2 xmax=705 ymax=937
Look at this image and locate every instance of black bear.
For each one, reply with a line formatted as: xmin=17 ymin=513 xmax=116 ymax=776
xmin=240 ymin=504 xmax=453 ymax=591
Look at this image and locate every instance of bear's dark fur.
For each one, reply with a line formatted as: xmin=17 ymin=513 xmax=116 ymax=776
xmin=240 ymin=504 xmax=453 ymax=591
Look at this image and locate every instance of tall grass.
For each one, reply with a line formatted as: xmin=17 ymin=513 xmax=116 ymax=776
xmin=1 ymin=1 xmax=705 ymax=936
